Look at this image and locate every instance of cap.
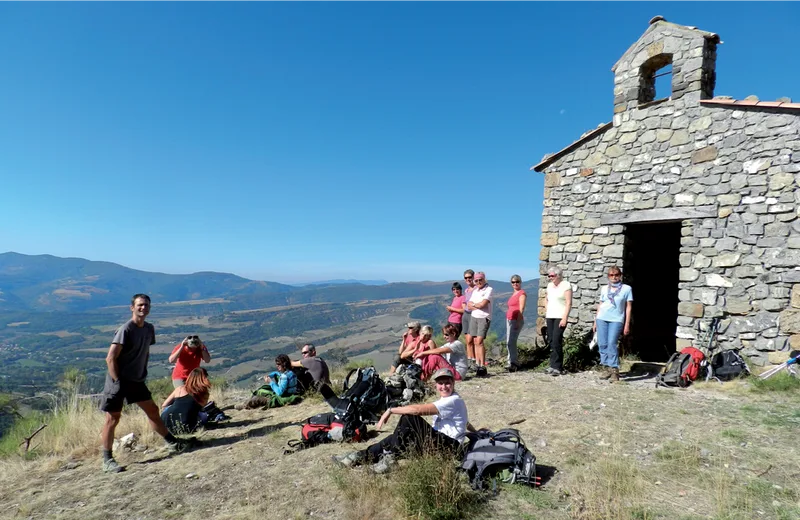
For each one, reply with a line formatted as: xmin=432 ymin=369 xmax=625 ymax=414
xmin=406 ymin=321 xmax=421 ymax=329
xmin=431 ymin=367 xmax=455 ymax=381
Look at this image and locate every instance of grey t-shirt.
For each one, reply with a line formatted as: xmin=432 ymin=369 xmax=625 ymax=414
xmin=301 ymin=356 xmax=330 ymax=384
xmin=444 ymin=340 xmax=468 ymax=379
xmin=111 ymin=320 xmax=156 ymax=382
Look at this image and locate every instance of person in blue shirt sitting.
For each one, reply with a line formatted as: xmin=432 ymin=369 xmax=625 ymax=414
xmin=238 ymin=354 xmax=301 ymax=409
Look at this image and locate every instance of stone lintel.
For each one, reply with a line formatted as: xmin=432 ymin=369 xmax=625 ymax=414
xmin=600 ymin=206 xmax=716 ymax=226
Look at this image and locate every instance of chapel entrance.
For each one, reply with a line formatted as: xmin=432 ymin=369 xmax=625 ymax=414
xmin=622 ymin=221 xmax=681 ymax=361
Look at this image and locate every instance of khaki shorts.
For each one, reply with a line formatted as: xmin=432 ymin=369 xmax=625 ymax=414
xmin=469 ymin=317 xmax=491 ymax=338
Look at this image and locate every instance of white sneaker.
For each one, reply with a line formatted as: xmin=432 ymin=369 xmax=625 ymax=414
xmin=332 ymin=451 xmax=362 ymax=468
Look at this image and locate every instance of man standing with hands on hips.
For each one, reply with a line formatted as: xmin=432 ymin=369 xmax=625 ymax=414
xmin=99 ymin=294 xmax=188 ymax=473
xmin=467 ymin=272 xmax=493 ymax=377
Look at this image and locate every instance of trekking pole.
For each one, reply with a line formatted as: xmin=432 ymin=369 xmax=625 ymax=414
xmin=758 ymin=356 xmax=799 ymax=380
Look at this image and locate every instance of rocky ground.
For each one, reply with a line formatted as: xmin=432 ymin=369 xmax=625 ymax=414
xmin=1 ymin=363 xmax=798 ymax=520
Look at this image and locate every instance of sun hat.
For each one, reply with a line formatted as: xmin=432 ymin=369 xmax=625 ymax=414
xmin=431 ymin=367 xmax=455 ymax=381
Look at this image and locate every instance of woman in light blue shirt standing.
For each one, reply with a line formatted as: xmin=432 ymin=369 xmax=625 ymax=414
xmin=592 ymin=265 xmax=633 ymax=382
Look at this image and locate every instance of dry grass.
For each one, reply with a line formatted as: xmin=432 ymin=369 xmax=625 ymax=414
xmin=1 ymin=368 xmax=799 ymax=520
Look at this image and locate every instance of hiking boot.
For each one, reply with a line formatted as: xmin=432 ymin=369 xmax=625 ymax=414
xmin=332 ymin=451 xmax=363 ymax=468
xmin=545 ymin=367 xmax=561 ymax=377
xmin=609 ymin=368 xmax=620 ymax=382
xmin=102 ymin=458 xmax=123 ymax=473
xmin=371 ymin=454 xmax=397 ymax=474
xmin=475 ymin=366 xmax=488 ymax=378
xmin=507 ymin=363 xmax=519 ymax=373
xmin=599 ymin=366 xmax=613 ymax=380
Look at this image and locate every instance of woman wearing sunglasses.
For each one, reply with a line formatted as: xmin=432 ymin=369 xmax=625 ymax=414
xmin=593 ymin=265 xmax=633 ymax=382
xmin=169 ymin=334 xmax=211 ymax=388
xmin=544 ymin=266 xmax=573 ymax=376
xmin=505 ymin=275 xmax=527 ymax=372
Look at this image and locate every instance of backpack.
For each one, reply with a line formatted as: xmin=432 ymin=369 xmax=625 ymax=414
xmin=657 ymin=347 xmax=705 ymax=388
xmin=333 ymin=367 xmax=389 ymax=425
xmin=460 ymin=429 xmax=539 ymax=492
xmin=706 ymin=349 xmax=750 ymax=381
xmin=385 ymin=364 xmax=427 ymax=406
xmin=286 ymin=412 xmax=367 ymax=453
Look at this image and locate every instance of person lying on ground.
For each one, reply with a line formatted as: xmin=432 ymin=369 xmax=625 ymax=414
xmin=414 ymin=324 xmax=467 ymax=380
xmin=168 ymin=335 xmax=211 ymax=388
xmin=238 ymin=354 xmax=301 ymax=409
xmin=391 ymin=321 xmax=421 ymax=374
xmin=290 ymin=343 xmax=331 ymax=390
xmin=333 ymin=367 xmax=476 ymax=474
xmin=161 ymin=367 xmax=211 ymax=435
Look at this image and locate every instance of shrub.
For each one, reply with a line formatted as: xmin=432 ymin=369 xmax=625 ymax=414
xmin=396 ymin=448 xmax=482 ymax=520
xmin=562 ymin=327 xmax=597 ymax=372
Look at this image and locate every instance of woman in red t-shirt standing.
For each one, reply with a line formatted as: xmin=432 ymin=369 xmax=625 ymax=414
xmin=169 ymin=335 xmax=211 ymax=387
xmin=505 ymin=275 xmax=527 ymax=372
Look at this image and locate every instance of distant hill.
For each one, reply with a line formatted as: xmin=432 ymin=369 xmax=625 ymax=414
xmin=0 ymin=252 xmax=534 ymax=312
xmin=294 ymin=279 xmax=390 ymax=287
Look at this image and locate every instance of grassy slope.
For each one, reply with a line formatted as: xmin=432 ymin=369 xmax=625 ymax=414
xmin=1 ymin=368 xmax=798 ymax=520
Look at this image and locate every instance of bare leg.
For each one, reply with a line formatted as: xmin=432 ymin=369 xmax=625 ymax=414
xmin=102 ymin=412 xmax=121 ymax=451
xmin=465 ymin=334 xmax=475 ymax=360
xmin=136 ymin=399 xmax=169 ymax=438
xmin=474 ymin=337 xmax=485 ymax=367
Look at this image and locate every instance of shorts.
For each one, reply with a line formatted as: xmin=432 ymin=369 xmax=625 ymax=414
xmin=469 ymin=317 xmax=491 ymax=338
xmin=99 ymin=377 xmax=153 ymax=413
xmin=172 ymin=379 xmax=185 ymax=388
xmin=462 ymin=313 xmax=472 ymax=336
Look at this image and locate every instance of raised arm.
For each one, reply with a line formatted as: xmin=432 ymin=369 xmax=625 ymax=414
xmin=168 ymin=342 xmax=183 ymax=364
xmin=201 ymin=343 xmax=211 ymax=363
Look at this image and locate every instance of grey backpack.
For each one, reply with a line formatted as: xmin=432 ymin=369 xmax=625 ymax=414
xmin=460 ymin=428 xmax=539 ymax=492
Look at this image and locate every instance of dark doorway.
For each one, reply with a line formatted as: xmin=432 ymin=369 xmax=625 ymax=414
xmin=622 ymin=221 xmax=681 ymax=361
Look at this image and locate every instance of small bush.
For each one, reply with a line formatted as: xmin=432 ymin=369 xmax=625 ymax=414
xmin=562 ymin=327 xmax=596 ymax=373
xmin=397 ymin=448 xmax=482 ymax=520
xmin=750 ymin=372 xmax=800 ymax=393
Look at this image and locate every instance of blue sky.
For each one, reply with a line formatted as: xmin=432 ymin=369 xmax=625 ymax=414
xmin=1 ymin=3 xmax=797 ymax=284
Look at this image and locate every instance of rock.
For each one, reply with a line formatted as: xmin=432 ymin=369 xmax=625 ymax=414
xmin=185 ymin=473 xmax=198 ymax=479
xmin=541 ymin=233 xmax=559 ymax=246
xmin=545 ymin=172 xmax=562 ymax=187
xmin=712 ymin=253 xmax=741 ymax=268
xmin=743 ymin=158 xmax=771 ymax=174
xmin=678 ymin=302 xmax=704 ymax=317
xmin=706 ymin=274 xmax=733 ymax=288
xmin=779 ymin=309 xmax=800 ymax=334
xmin=792 ymin=285 xmax=800 ymax=308
xmin=692 ymin=146 xmax=718 ymax=164
xmin=679 ymin=268 xmax=700 ymax=282
xmin=726 ymin=300 xmax=751 ymax=315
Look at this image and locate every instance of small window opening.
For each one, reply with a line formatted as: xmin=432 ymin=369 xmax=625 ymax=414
xmin=638 ymin=54 xmax=673 ymax=104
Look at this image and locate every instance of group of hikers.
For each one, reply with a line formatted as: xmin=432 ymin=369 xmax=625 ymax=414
xmin=98 ymin=265 xmax=632 ymax=473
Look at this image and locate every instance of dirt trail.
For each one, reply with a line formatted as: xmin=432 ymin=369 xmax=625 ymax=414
xmin=1 ymin=367 xmax=798 ymax=520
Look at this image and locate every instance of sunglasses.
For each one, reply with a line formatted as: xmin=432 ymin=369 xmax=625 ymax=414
xmin=464 ymin=276 xmax=473 ymax=280
xmin=511 ymin=280 xmax=521 ymax=284
xmin=475 ymin=278 xmax=485 ymax=282
xmin=301 ymin=350 xmax=311 ymax=355
xmin=186 ymin=335 xmax=199 ymax=340
xmin=608 ymin=273 xmax=621 ymax=277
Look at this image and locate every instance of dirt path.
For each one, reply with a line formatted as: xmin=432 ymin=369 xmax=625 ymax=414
xmin=1 ymin=367 xmax=798 ymax=520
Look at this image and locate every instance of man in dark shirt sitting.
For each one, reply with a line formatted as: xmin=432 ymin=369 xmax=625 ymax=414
xmin=291 ymin=343 xmax=331 ymax=391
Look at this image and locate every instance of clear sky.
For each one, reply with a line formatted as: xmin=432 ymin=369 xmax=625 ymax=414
xmin=1 ymin=3 xmax=797 ymax=284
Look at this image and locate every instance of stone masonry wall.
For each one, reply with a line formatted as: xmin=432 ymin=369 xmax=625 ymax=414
xmin=538 ymin=97 xmax=800 ymax=364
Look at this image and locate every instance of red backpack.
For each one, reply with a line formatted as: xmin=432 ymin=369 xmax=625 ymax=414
xmin=286 ymin=412 xmax=367 ymax=453
xmin=656 ymin=347 xmax=705 ymax=388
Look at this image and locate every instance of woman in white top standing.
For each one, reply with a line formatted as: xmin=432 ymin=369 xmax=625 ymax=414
xmin=544 ymin=266 xmax=572 ymax=376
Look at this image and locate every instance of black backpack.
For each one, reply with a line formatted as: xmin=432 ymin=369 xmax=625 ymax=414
xmin=461 ymin=429 xmax=539 ymax=492
xmin=706 ymin=349 xmax=750 ymax=381
xmin=333 ymin=366 xmax=389 ymax=425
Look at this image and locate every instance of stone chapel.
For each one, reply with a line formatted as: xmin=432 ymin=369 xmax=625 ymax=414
xmin=532 ymin=17 xmax=800 ymax=364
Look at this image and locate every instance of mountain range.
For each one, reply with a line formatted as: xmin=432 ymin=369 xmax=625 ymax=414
xmin=0 ymin=252 xmax=535 ymax=312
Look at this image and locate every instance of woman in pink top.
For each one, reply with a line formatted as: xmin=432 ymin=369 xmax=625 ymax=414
xmin=505 ymin=275 xmax=527 ymax=372
xmin=445 ymin=282 xmax=466 ymax=337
